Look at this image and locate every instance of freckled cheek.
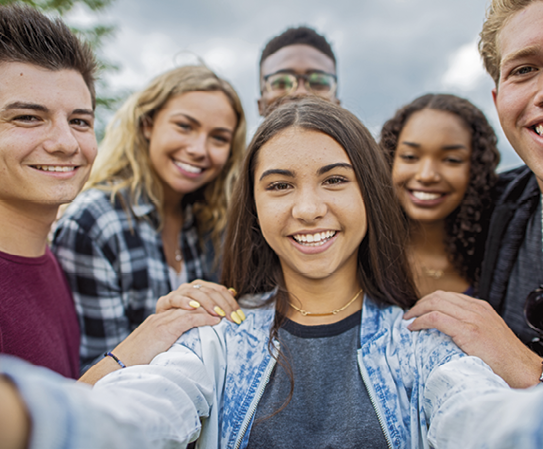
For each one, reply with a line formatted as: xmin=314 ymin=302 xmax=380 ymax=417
xmin=256 ymin=200 xmax=288 ymax=238
xmin=254 ymin=209 xmax=277 ymax=250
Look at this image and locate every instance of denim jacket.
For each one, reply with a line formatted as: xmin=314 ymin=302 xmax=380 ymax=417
xmin=96 ymin=294 xmax=509 ymax=449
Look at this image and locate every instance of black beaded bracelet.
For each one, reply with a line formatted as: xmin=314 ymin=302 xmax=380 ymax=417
xmin=104 ymin=351 xmax=126 ymax=368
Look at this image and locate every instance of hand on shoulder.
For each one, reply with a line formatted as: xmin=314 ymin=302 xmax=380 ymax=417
xmin=156 ymin=279 xmax=245 ymax=325
xmin=80 ymin=280 xmax=244 ymax=385
xmin=404 ymin=291 xmax=543 ymax=388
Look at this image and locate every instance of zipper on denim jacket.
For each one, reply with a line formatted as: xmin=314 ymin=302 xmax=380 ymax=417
xmin=357 ymin=351 xmax=394 ymax=449
xmin=233 ymin=349 xmax=278 ymax=449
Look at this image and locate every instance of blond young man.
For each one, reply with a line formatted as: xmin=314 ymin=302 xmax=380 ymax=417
xmin=406 ymin=0 xmax=543 ymax=389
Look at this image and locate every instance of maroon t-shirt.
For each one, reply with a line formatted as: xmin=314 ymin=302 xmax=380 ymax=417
xmin=0 ymin=247 xmax=80 ymax=378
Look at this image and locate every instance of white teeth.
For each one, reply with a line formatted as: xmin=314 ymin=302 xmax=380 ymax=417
xmin=293 ymin=230 xmax=336 ymax=246
xmin=412 ymin=191 xmax=442 ymax=201
xmin=535 ymin=124 xmax=543 ymax=136
xmin=174 ymin=161 xmax=203 ymax=174
xmin=33 ymin=165 xmax=76 ymax=172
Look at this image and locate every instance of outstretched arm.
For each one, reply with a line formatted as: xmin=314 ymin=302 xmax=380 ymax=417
xmin=0 ymin=375 xmax=29 ymax=449
xmin=1 ymin=355 xmax=209 ymax=449
xmin=425 ymin=357 xmax=543 ymax=449
xmin=404 ymin=291 xmax=543 ymax=388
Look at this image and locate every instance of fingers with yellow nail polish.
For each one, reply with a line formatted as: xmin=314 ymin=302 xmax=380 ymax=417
xmin=189 ymin=300 xmax=200 ymax=309
xmin=231 ymin=311 xmax=242 ymax=325
xmin=214 ymin=306 xmax=226 ymax=317
xmin=228 ymin=287 xmax=237 ymax=297
xmin=237 ymin=309 xmax=246 ymax=321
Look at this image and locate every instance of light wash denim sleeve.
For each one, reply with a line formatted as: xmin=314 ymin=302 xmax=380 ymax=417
xmin=423 ymin=357 xmax=543 ymax=448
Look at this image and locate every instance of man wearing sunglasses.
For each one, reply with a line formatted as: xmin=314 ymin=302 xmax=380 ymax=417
xmin=257 ymin=26 xmax=339 ymax=116
xmin=406 ymin=0 xmax=543 ymax=390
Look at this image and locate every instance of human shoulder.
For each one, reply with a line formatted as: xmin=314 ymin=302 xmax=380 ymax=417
xmin=172 ymin=292 xmax=276 ymax=360
xmin=363 ymin=297 xmax=464 ymax=373
xmin=494 ymin=165 xmax=539 ymax=206
xmin=60 ymin=188 xmax=121 ymax=224
xmin=54 ymin=187 xmax=145 ymax=242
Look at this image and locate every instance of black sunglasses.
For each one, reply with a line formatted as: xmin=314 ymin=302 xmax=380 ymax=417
xmin=524 ymin=285 xmax=543 ymax=356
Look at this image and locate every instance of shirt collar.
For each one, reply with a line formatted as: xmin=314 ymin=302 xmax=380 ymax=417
xmin=130 ymin=194 xmax=196 ymax=230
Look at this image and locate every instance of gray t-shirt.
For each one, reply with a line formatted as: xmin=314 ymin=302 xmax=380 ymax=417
xmin=504 ymin=198 xmax=542 ymax=344
xmin=246 ymin=310 xmax=388 ymax=449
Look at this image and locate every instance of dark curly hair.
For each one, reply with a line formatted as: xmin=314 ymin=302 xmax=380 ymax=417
xmin=259 ymin=26 xmax=336 ymax=67
xmin=380 ymin=93 xmax=500 ymax=289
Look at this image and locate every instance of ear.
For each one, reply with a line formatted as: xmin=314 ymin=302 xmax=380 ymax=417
xmin=492 ymin=87 xmax=498 ymax=109
xmin=142 ymin=117 xmax=153 ymax=140
xmin=334 ymin=97 xmax=341 ymax=106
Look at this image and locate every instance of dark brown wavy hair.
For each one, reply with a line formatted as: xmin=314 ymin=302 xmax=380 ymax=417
xmin=222 ymin=96 xmax=417 ymax=310
xmin=380 ymin=93 xmax=500 ymax=289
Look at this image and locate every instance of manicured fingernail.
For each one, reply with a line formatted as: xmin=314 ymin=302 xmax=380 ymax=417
xmin=228 ymin=287 xmax=237 ymax=297
xmin=214 ymin=306 xmax=226 ymax=317
xmin=189 ymin=300 xmax=200 ymax=309
xmin=231 ymin=311 xmax=242 ymax=325
xmin=237 ymin=309 xmax=246 ymax=321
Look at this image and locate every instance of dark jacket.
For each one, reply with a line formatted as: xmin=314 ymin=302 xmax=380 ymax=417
xmin=479 ymin=166 xmax=541 ymax=340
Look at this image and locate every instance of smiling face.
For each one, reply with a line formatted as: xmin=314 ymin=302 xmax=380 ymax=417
xmin=258 ymin=44 xmax=338 ymax=116
xmin=493 ymin=1 xmax=543 ymax=190
xmin=143 ymin=90 xmax=237 ymax=203
xmin=392 ymin=109 xmax=472 ymax=224
xmin=253 ymin=127 xmax=367 ymax=285
xmin=0 ymin=62 xmax=96 ymax=211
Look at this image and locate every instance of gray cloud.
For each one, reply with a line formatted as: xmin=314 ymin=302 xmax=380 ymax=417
xmin=95 ymin=0 xmax=522 ymax=169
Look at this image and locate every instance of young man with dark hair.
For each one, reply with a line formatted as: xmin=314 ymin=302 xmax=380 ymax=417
xmin=258 ymin=26 xmax=340 ymax=116
xmin=405 ymin=0 xmax=543 ymax=389
xmin=0 ymin=4 xmax=98 ymax=378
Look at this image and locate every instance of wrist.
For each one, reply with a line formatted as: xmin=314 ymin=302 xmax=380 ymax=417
xmin=104 ymin=351 xmax=126 ymax=369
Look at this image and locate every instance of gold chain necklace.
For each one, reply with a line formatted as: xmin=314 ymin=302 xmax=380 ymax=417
xmin=288 ymin=289 xmax=363 ymax=317
xmin=421 ymin=266 xmax=443 ymax=279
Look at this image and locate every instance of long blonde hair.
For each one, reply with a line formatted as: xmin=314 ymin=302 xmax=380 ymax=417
xmin=87 ymin=65 xmax=246 ymax=249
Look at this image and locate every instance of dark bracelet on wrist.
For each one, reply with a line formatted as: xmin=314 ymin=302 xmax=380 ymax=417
xmin=104 ymin=351 xmax=126 ymax=368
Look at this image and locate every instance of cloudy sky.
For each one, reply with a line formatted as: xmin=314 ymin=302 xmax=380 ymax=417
xmin=69 ymin=0 xmax=523 ymax=169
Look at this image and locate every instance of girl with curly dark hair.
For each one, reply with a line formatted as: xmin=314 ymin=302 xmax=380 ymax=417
xmin=380 ymin=93 xmax=500 ymax=296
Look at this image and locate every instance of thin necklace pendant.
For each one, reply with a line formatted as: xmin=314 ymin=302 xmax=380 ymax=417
xmin=421 ymin=267 xmax=443 ymax=279
xmin=289 ymin=289 xmax=363 ymax=317
xmin=175 ymin=249 xmax=183 ymax=262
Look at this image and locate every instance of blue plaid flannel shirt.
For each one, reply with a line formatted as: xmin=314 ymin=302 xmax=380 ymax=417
xmin=51 ymin=188 xmax=218 ymax=372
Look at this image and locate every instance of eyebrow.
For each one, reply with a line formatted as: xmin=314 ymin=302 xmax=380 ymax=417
xmin=266 ymin=69 xmax=330 ymax=77
xmin=4 ymin=102 xmax=49 ymax=112
xmin=401 ymin=141 xmax=468 ymax=151
xmin=171 ymin=112 xmax=233 ymax=134
xmin=259 ymin=169 xmax=295 ymax=181
xmin=259 ymin=163 xmax=352 ymax=181
xmin=73 ymin=109 xmax=95 ymax=117
xmin=501 ymin=45 xmax=540 ymax=69
xmin=318 ymin=163 xmax=353 ymax=174
xmin=3 ymin=102 xmax=94 ymax=117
